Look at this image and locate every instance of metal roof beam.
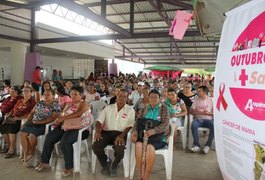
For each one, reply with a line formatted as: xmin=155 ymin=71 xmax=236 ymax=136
xmin=30 ymin=8 xmax=36 ymax=52
xmin=116 ymin=19 xmax=173 ymax=24
xmin=130 ymin=0 xmax=134 ymax=35
xmin=0 ymin=0 xmax=56 ymax=9
xmin=132 ymin=31 xmax=200 ymax=38
xmin=133 ymin=51 xmax=216 ymax=54
xmin=121 ymin=40 xmax=219 ymax=44
xmin=106 ymin=9 xmax=177 ymax=16
xmin=128 ymin=45 xmax=216 ymax=49
xmin=34 ymin=34 xmax=123 ymax=44
xmin=101 ymin=0 xmax=106 ymax=18
xmin=115 ymin=55 xmax=216 ymax=59
xmin=162 ymin=0 xmax=193 ymax=10
xmin=59 ymin=0 xmax=130 ymax=37
xmin=0 ymin=34 xmax=30 ymax=43
xmin=145 ymin=62 xmax=216 ymax=65
xmin=85 ymin=0 xmax=146 ymax=7
xmin=85 ymin=0 xmax=192 ymax=9
xmin=0 ymin=1 xmax=30 ymax=9
xmin=148 ymin=0 xmax=171 ymax=26
xmin=34 ymin=31 xmax=200 ymax=44
xmin=116 ymin=40 xmax=146 ymax=63
xmin=145 ymin=60 xmax=216 ymax=62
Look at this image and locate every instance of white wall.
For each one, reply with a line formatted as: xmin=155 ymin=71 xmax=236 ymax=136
xmin=0 ymin=50 xmax=11 ymax=80
xmin=41 ymin=55 xmax=74 ymax=80
xmin=0 ymin=51 xmax=95 ymax=82
xmin=39 ymin=55 xmax=95 ymax=80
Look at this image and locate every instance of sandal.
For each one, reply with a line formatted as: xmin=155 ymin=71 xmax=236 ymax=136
xmin=25 ymin=154 xmax=33 ymax=162
xmin=5 ymin=151 xmax=15 ymax=158
xmin=1 ymin=148 xmax=8 ymax=153
xmin=35 ymin=163 xmax=50 ymax=172
xmin=61 ymin=169 xmax=73 ymax=177
xmin=5 ymin=150 xmax=16 ymax=158
xmin=24 ymin=155 xmax=34 ymax=168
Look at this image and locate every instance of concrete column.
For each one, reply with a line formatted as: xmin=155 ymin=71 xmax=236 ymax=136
xmin=10 ymin=42 xmax=27 ymax=85
xmin=24 ymin=52 xmax=41 ymax=82
xmin=108 ymin=62 xmax=118 ymax=76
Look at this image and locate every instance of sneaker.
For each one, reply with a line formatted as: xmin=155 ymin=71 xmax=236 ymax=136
xmin=203 ymin=146 xmax=210 ymax=154
xmin=110 ymin=168 xmax=118 ymax=177
xmin=190 ymin=146 xmax=200 ymax=153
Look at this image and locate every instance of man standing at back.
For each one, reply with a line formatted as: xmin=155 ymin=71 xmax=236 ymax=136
xmin=92 ymin=89 xmax=135 ymax=176
xmin=190 ymin=85 xmax=214 ymax=154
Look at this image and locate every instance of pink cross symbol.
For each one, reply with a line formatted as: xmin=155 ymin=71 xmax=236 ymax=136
xmin=239 ymin=69 xmax=248 ymax=86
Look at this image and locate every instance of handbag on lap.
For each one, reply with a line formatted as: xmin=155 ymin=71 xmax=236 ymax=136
xmin=62 ymin=118 xmax=82 ymax=131
xmin=2 ymin=116 xmax=17 ymax=125
xmin=61 ymin=111 xmax=93 ymax=131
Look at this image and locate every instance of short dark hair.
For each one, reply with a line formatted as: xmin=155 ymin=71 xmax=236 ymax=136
xmin=56 ymin=86 xmax=69 ymax=96
xmin=149 ymin=89 xmax=161 ymax=97
xmin=167 ymin=87 xmax=177 ymax=94
xmin=13 ymin=85 xmax=22 ymax=95
xmin=119 ymin=88 xmax=129 ymax=97
xmin=115 ymin=85 xmax=122 ymax=89
xmin=45 ymin=88 xmax=55 ymax=96
xmin=4 ymin=79 xmax=11 ymax=86
xmin=71 ymin=85 xmax=84 ymax=95
xmin=23 ymin=86 xmax=32 ymax=92
xmin=198 ymin=85 xmax=209 ymax=94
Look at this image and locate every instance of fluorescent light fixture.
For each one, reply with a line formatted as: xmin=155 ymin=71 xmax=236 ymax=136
xmin=6 ymin=0 xmax=26 ymax=4
xmin=74 ymin=0 xmax=84 ymax=5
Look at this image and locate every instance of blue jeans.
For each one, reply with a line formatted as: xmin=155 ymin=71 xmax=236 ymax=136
xmin=191 ymin=119 xmax=214 ymax=147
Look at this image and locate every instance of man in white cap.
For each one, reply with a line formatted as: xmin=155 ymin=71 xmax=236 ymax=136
xmin=129 ymin=81 xmax=144 ymax=106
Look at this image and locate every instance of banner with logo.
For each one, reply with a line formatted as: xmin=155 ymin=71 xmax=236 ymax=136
xmin=214 ymin=0 xmax=265 ymax=180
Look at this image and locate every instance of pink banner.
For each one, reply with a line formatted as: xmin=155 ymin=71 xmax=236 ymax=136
xmin=169 ymin=11 xmax=193 ymax=40
xmin=151 ymin=70 xmax=181 ymax=79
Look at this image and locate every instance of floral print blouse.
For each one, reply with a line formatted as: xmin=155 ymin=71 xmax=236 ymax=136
xmin=32 ymin=100 xmax=61 ymax=121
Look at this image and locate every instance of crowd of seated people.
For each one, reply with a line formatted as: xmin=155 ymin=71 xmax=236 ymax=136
xmin=0 ymin=71 xmax=215 ymax=178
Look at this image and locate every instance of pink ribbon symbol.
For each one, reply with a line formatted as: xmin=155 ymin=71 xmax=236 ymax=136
xmin=216 ymin=83 xmax=228 ymax=111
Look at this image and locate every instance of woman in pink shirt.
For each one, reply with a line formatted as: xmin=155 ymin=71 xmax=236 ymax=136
xmin=56 ymin=86 xmax=72 ymax=110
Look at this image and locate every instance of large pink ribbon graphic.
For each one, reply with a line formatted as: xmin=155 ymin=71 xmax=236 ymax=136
xmin=216 ymin=83 xmax=228 ymax=111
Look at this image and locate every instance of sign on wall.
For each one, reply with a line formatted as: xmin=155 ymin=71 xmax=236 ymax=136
xmin=214 ymin=0 xmax=265 ymax=179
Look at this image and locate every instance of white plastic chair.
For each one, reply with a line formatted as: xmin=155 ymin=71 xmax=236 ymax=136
xmin=18 ymin=121 xmax=54 ymax=157
xmin=73 ymin=125 xmax=91 ymax=172
xmin=37 ymin=122 xmax=55 ymax=152
xmin=176 ymin=115 xmax=188 ymax=149
xmin=130 ymin=121 xmax=175 ymax=180
xmin=188 ymin=114 xmax=214 ymax=149
xmin=49 ymin=121 xmax=93 ymax=172
xmin=0 ymin=133 xmax=5 ymax=150
xmin=89 ymin=101 xmax=106 ymax=120
xmin=91 ymin=130 xmax=131 ymax=177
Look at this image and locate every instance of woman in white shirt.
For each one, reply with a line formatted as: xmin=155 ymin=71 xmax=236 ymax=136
xmin=84 ymin=84 xmax=100 ymax=104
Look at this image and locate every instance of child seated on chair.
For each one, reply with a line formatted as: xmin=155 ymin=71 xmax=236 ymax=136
xmin=164 ymin=88 xmax=187 ymax=146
